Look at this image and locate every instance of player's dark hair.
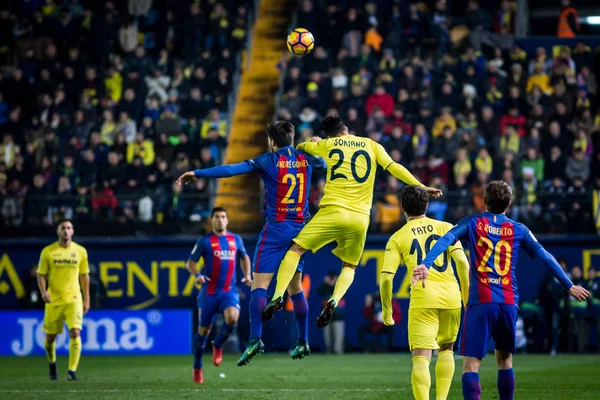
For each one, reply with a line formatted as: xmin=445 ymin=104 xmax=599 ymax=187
xmin=57 ymin=219 xmax=73 ymax=227
xmin=211 ymin=207 xmax=227 ymax=217
xmin=320 ymin=114 xmax=346 ymax=137
xmin=400 ymin=185 xmax=429 ymax=217
xmin=484 ymin=180 xmax=513 ymax=214
xmin=267 ymin=121 xmax=295 ymax=148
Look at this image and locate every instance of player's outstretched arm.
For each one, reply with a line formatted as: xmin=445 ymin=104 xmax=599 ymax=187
xmin=373 ymin=143 xmax=442 ymax=198
xmin=380 ymin=240 xmax=402 ymax=326
xmin=521 ymin=228 xmax=590 ymax=301
xmin=176 ymin=161 xmax=256 ymax=185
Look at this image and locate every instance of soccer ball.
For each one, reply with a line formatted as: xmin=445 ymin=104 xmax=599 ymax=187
xmin=287 ymin=28 xmax=315 ymax=55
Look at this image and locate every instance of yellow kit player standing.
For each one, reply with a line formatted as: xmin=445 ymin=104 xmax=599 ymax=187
xmin=380 ymin=186 xmax=470 ymax=400
xmin=37 ymin=219 xmax=90 ymax=381
xmin=263 ymin=115 xmax=441 ymax=327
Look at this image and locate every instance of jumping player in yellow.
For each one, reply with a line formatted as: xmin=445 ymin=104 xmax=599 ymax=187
xmin=380 ymin=186 xmax=470 ymax=400
xmin=37 ymin=219 xmax=90 ymax=381
xmin=263 ymin=114 xmax=442 ymax=327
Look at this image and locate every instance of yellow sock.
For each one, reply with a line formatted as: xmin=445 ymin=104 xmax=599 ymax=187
xmin=274 ymin=251 xmax=301 ymax=298
xmin=331 ymin=267 xmax=355 ymax=303
xmin=68 ymin=336 xmax=82 ymax=372
xmin=44 ymin=339 xmax=56 ymax=363
xmin=435 ymin=350 xmax=455 ymax=400
xmin=412 ymin=356 xmax=431 ymax=400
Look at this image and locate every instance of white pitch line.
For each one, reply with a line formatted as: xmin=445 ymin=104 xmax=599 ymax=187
xmin=0 ymin=388 xmax=589 ymax=393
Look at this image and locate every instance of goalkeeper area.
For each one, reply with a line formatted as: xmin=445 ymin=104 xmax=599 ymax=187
xmin=1 ymin=354 xmax=599 ymax=400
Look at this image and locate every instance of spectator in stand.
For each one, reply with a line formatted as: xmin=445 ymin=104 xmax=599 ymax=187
xmin=566 ymin=146 xmax=590 ymax=183
xmin=545 ymin=146 xmax=567 ymax=183
xmin=521 ymin=147 xmax=545 ymax=182
xmin=358 ymin=292 xmax=400 ymax=352
xmin=79 ymin=149 xmax=99 ymax=189
xmin=317 ymin=270 xmax=345 ymax=354
xmin=127 ymin=132 xmax=155 ymax=166
xmin=366 ymin=85 xmax=394 ymax=117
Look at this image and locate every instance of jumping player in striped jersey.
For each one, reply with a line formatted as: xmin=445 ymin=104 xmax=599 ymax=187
xmin=412 ymin=180 xmax=590 ymax=400
xmin=177 ymin=121 xmax=324 ymax=367
xmin=185 ymin=207 xmax=251 ymax=384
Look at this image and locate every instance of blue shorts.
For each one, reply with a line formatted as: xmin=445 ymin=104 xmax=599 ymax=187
xmin=197 ymin=291 xmax=240 ymax=327
xmin=253 ymin=222 xmax=305 ymax=274
xmin=459 ymin=303 xmax=517 ymax=359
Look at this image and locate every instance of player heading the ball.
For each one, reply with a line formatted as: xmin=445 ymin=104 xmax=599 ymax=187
xmin=263 ymin=114 xmax=442 ymax=328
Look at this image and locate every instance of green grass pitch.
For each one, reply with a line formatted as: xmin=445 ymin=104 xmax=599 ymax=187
xmin=1 ymin=354 xmax=600 ymax=399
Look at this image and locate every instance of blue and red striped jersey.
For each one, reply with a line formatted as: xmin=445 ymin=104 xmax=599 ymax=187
xmin=462 ymin=213 xmax=524 ymax=305
xmin=248 ymin=146 xmax=323 ymax=223
xmin=421 ymin=212 xmax=573 ymax=307
xmin=188 ymin=232 xmax=247 ymax=294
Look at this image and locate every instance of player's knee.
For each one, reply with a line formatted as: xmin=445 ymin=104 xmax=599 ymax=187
xmin=198 ymin=326 xmax=210 ymax=336
xmin=45 ymin=334 xmax=56 ymax=343
xmin=342 ymin=262 xmax=357 ymax=270
xmin=224 ymin=308 xmax=239 ymax=326
xmin=439 ymin=342 xmax=454 ymax=352
xmin=289 ymin=243 xmax=306 ymax=255
xmin=495 ymin=351 xmax=512 ymax=369
xmin=69 ymin=329 xmax=80 ymax=339
xmin=463 ymin=357 xmax=481 ymax=373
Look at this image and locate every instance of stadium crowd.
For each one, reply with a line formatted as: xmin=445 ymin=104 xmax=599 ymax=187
xmin=0 ymin=0 xmax=250 ymax=234
xmin=278 ymin=0 xmax=600 ymax=234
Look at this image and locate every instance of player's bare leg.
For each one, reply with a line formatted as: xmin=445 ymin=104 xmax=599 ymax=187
xmin=495 ymin=350 xmax=515 ymax=400
xmin=212 ymin=306 xmax=239 ymax=366
xmin=288 ymin=271 xmax=310 ymax=360
xmin=263 ymin=243 xmax=307 ymax=321
xmin=238 ymin=273 xmax=271 ymax=366
xmin=411 ymin=348 xmax=432 ymax=400
xmin=67 ymin=328 xmax=82 ymax=380
xmin=193 ymin=325 xmax=211 ymax=384
xmin=435 ymin=343 xmax=456 ymax=400
xmin=462 ymin=356 xmax=483 ymax=400
xmin=44 ymin=333 xmax=57 ymax=380
xmin=317 ymin=262 xmax=356 ymax=328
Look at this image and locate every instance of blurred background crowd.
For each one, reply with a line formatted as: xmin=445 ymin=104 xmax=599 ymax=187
xmin=0 ymin=0 xmax=599 ymax=238
xmin=0 ymin=0 xmax=251 ymax=236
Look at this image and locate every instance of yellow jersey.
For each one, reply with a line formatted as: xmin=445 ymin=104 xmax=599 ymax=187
xmin=297 ymin=135 xmax=422 ymax=215
xmin=383 ymin=217 xmax=463 ymax=309
xmin=38 ymin=242 xmax=89 ymax=305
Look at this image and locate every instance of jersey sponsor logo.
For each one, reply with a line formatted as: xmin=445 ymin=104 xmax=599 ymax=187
xmin=276 ymin=160 xmax=309 ymax=168
xmin=333 ymin=138 xmax=367 ymax=148
xmin=213 ymin=250 xmax=236 ymax=260
xmin=476 ymin=222 xmax=513 ymax=236
xmin=53 ymin=258 xmax=78 ymax=266
xmin=410 ymin=225 xmax=434 ymax=235
xmin=480 ymin=276 xmax=510 ymax=285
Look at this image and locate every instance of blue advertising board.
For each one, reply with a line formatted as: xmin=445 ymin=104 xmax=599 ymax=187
xmin=0 ymin=309 xmax=191 ymax=356
xmin=1 ymin=235 xmax=599 ymax=350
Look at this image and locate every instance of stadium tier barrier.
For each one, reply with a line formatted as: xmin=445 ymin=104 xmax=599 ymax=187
xmin=1 ymin=235 xmax=599 ymax=353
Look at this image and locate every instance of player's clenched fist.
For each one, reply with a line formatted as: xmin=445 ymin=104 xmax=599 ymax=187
xmin=424 ymin=187 xmax=443 ymax=199
xmin=41 ymin=291 xmax=51 ymax=303
xmin=569 ymin=285 xmax=590 ymax=301
xmin=195 ymin=275 xmax=210 ymax=286
xmin=176 ymin=171 xmax=197 ymax=186
xmin=382 ymin=310 xmax=395 ymax=326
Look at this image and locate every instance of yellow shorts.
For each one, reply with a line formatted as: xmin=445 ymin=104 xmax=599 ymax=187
xmin=293 ymin=206 xmax=369 ymax=265
xmin=408 ymin=307 xmax=461 ymax=351
xmin=43 ymin=301 xmax=83 ymax=334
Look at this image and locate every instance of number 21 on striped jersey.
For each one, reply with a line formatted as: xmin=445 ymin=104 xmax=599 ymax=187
xmin=281 ymin=173 xmax=305 ymax=204
xmin=476 ymin=237 xmax=512 ymax=276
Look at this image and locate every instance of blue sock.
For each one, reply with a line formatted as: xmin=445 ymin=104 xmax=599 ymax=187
xmin=214 ymin=323 xmax=236 ymax=348
xmin=193 ymin=333 xmax=207 ymax=369
xmin=497 ymin=368 xmax=515 ymax=400
xmin=462 ymin=372 xmax=482 ymax=400
xmin=249 ymin=288 xmax=267 ymax=341
xmin=291 ymin=291 xmax=309 ymax=343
